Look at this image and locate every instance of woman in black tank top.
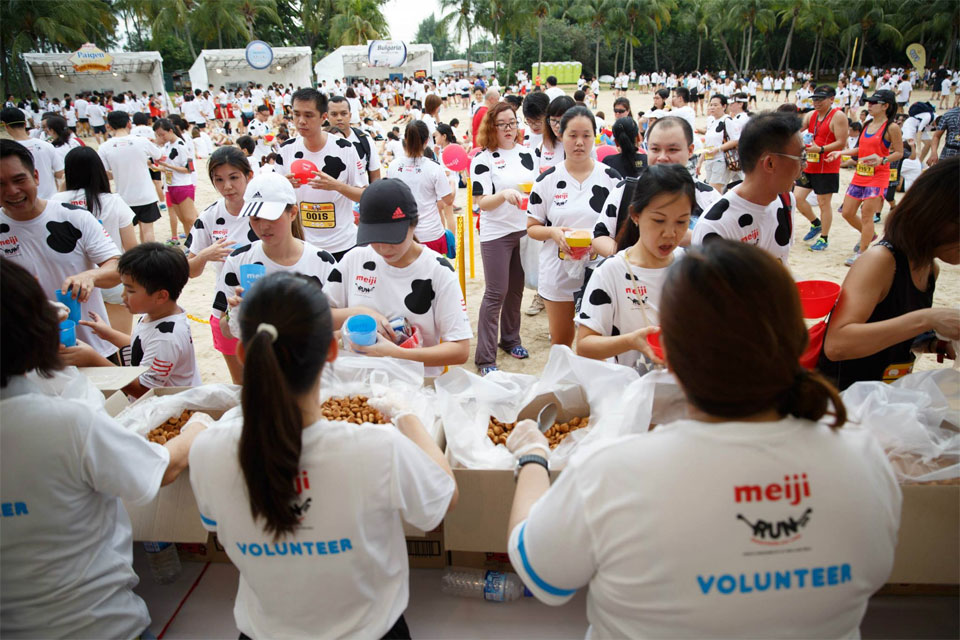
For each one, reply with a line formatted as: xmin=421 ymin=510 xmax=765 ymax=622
xmin=818 ymin=158 xmax=960 ymax=390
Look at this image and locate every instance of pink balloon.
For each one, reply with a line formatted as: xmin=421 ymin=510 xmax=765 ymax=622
xmin=468 ymin=147 xmax=483 ymax=159
xmin=442 ymin=145 xmax=469 ymax=172
xmin=595 ymin=144 xmax=618 ymax=161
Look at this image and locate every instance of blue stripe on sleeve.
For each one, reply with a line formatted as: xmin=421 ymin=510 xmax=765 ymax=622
xmin=517 ymin=522 xmax=577 ymax=597
xmin=200 ymin=513 xmax=217 ymax=527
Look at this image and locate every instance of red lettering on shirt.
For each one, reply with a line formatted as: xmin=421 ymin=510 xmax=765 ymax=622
xmin=734 ymin=473 xmax=810 ymax=506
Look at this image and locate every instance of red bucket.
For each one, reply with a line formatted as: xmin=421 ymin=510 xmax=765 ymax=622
xmin=645 ymin=330 xmax=664 ymax=360
xmin=796 ymin=280 xmax=840 ymax=319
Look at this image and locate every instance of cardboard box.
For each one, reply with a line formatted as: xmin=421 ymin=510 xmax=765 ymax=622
xmin=406 ymin=524 xmax=447 ymax=569
xmin=887 ymin=483 xmax=959 ymax=585
xmin=104 ymin=390 xmax=131 ymax=417
xmin=448 ymin=551 xmax=514 ymax=573
xmin=78 ymin=366 xmax=147 ymax=395
xmin=177 ymin=532 xmax=232 ymax=564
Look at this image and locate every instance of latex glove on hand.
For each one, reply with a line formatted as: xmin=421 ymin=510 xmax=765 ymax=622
xmin=183 ymin=411 xmax=216 ymax=431
xmin=368 ymin=390 xmax=417 ymax=423
xmin=506 ymin=419 xmax=550 ymax=460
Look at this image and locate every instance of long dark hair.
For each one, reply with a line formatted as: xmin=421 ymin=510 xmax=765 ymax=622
xmin=612 ymin=116 xmax=641 ymax=177
xmin=45 ymin=114 xmax=71 ymax=147
xmin=207 ymin=145 xmax=252 ymax=183
xmin=63 ymin=146 xmax=111 ymax=218
xmin=154 ymin=117 xmax=183 ymax=141
xmin=660 ymin=240 xmax=846 ymax=427
xmin=1 ymin=258 xmax=63 ymax=387
xmin=542 ymin=95 xmax=575 ymax=149
xmin=616 ymin=164 xmax=695 ymax=251
xmin=239 ymin=272 xmax=333 ymax=540
xmin=403 ymin=120 xmax=429 ymax=158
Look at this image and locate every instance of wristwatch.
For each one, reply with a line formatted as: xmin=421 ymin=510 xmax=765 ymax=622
xmin=819 ymin=145 xmax=824 ymax=154
xmin=880 ymin=157 xmax=888 ymax=165
xmin=514 ymin=454 xmax=549 ymax=481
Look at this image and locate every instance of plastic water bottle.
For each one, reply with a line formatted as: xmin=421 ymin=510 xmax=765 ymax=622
xmin=142 ymin=542 xmax=182 ymax=584
xmin=440 ymin=568 xmax=530 ymax=602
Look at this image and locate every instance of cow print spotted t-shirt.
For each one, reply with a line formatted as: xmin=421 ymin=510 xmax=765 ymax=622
xmin=691 ymin=188 xmax=795 ymax=267
xmin=129 ymin=309 xmax=202 ymax=389
xmin=212 ymin=240 xmax=336 ymax=317
xmin=279 ymin=133 xmax=364 ymax=254
xmin=527 ymin=162 xmax=624 ymax=301
xmin=469 ymin=146 xmax=539 ymax=242
xmin=186 ymin=199 xmax=257 ymax=275
xmin=1 ymin=200 xmax=120 ymax=357
xmin=324 ymin=245 xmax=473 ymax=378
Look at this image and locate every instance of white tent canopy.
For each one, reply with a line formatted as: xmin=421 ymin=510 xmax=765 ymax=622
xmin=433 ymin=59 xmax=487 ymax=76
xmin=314 ymin=43 xmax=433 ymax=86
xmin=189 ymin=47 xmax=313 ymax=91
xmin=22 ymin=50 xmax=165 ymax=97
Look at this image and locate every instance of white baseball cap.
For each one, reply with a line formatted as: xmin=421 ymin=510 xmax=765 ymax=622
xmin=241 ymin=172 xmax=297 ymax=221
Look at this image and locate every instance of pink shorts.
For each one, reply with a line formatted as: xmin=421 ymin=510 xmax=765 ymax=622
xmin=210 ymin=314 xmax=238 ymax=355
xmin=424 ymin=235 xmax=448 ymax=255
xmin=166 ymin=184 xmax=196 ymax=206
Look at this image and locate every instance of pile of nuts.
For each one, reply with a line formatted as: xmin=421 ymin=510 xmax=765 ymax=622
xmin=147 ymin=409 xmax=194 ymax=444
xmin=487 ymin=415 xmax=590 ymax=449
xmin=321 ymin=395 xmax=388 ymax=425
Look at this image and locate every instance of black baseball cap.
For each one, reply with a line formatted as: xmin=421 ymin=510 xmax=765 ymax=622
xmin=811 ymin=85 xmax=836 ymax=100
xmin=865 ymin=89 xmax=896 ymax=105
xmin=0 ymin=107 xmax=26 ymax=128
xmin=356 ymin=178 xmax=419 ymax=246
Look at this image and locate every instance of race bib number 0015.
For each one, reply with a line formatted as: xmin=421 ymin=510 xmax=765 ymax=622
xmin=300 ymin=202 xmax=336 ymax=229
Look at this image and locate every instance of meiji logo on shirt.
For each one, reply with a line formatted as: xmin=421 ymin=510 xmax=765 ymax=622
xmin=734 ymin=473 xmax=810 ymax=506
xmin=553 ymin=192 xmax=569 ymax=206
xmin=740 ymin=228 xmax=759 ymax=244
xmin=213 ymin=229 xmax=228 ymax=241
xmin=1 ymin=234 xmax=22 ymax=257
xmin=354 ymin=273 xmax=377 ymax=294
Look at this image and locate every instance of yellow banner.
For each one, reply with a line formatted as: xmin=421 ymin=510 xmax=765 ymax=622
xmin=906 ymin=43 xmax=926 ymax=74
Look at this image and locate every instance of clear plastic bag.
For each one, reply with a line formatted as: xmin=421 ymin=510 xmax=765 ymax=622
xmin=27 ymin=366 xmax=107 ymax=410
xmin=840 ymin=369 xmax=959 ymax=483
xmin=114 ymin=383 xmax=242 ymax=436
xmin=435 ymin=345 xmax=641 ymax=469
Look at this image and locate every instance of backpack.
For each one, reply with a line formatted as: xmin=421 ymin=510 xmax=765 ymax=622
xmin=907 ymin=101 xmax=936 ymax=118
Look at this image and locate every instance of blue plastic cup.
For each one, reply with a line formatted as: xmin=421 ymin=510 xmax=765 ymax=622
xmin=55 ymin=288 xmax=81 ymax=323
xmin=60 ymin=320 xmax=77 ymax=347
xmin=345 ymin=314 xmax=378 ymax=346
xmin=240 ymin=263 xmax=267 ymax=294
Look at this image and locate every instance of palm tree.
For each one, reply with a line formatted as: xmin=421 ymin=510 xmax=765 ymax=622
xmin=236 ymin=0 xmax=282 ymax=41
xmin=797 ymin=1 xmax=839 ymax=79
xmin=193 ymin=0 xmax=248 ymax=48
xmin=329 ymin=0 xmax=388 ymax=46
xmin=531 ymin=0 xmax=550 ymax=71
xmin=729 ymin=0 xmax=775 ymax=75
xmin=571 ymin=0 xmax=619 ymax=79
xmin=677 ymin=0 xmax=709 ymax=71
xmin=776 ymin=0 xmax=809 ymax=72
xmin=838 ymin=0 xmax=902 ymax=70
xmin=148 ymin=0 xmax=199 ymax=59
xmin=638 ymin=0 xmax=676 ymax=72
xmin=440 ymin=0 xmax=475 ymax=75
xmin=902 ymin=0 xmax=959 ymax=69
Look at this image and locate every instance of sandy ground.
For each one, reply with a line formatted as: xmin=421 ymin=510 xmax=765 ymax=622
xmin=87 ymin=88 xmax=958 ymax=383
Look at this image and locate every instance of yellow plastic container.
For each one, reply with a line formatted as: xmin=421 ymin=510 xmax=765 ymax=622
xmin=565 ymin=229 xmax=593 ymax=248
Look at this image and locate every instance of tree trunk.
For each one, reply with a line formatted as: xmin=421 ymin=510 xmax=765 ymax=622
xmin=946 ymin=26 xmax=957 ymax=69
xmin=739 ymin=25 xmax=747 ymax=74
xmin=613 ymin=39 xmax=620 ymax=77
xmin=857 ymin=27 xmax=866 ymax=69
xmin=624 ymin=37 xmax=629 ymax=73
xmin=841 ymin=36 xmax=851 ymax=72
xmin=537 ymin=19 xmax=543 ymax=68
xmin=778 ymin=12 xmax=797 ymax=72
xmin=182 ymin=26 xmax=198 ymax=60
xmin=745 ymin=22 xmax=753 ymax=74
xmin=507 ymin=39 xmax=515 ymax=85
xmin=808 ymin=32 xmax=818 ymax=73
xmin=1 ymin=29 xmax=10 ymax=98
xmin=218 ymin=25 xmax=224 ymax=49
xmin=814 ymin=30 xmax=823 ymax=79
xmin=595 ymin=37 xmax=600 ymax=79
xmin=696 ymin=33 xmax=702 ymax=71
xmin=653 ymin=31 xmax=659 ymax=70
xmin=717 ymin=32 xmax=739 ymax=72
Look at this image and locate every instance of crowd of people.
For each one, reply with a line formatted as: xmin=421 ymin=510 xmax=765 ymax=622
xmin=1 ymin=57 xmax=958 ymax=639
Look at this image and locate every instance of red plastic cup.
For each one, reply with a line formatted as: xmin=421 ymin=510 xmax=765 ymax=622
xmin=646 ymin=330 xmax=664 ymax=360
xmin=567 ymin=245 xmax=591 ymax=260
xmin=519 ymin=196 xmax=529 ymax=210
xmin=796 ymin=280 xmax=841 ymax=319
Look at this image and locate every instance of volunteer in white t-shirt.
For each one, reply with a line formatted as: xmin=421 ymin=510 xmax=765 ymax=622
xmin=51 ymin=146 xmax=138 ymax=335
xmin=527 ymin=106 xmax=624 ymax=348
xmin=0 ymin=258 xmax=209 ymax=639
xmin=325 ymin=179 xmax=473 ymax=378
xmin=190 ymin=269 xmax=457 ymax=639
xmin=386 ymin=120 xmax=453 ymax=253
xmin=154 ymin=118 xmax=199 ymax=244
xmin=328 ymin=96 xmax=382 ymax=186
xmin=470 ymin=102 xmax=539 ymax=374
xmin=1 ymin=139 xmax=121 ymax=358
xmin=539 ymin=95 xmax=575 ymax=168
xmin=246 ymin=106 xmax=272 ymax=165
xmin=1 ymin=107 xmax=63 ymax=198
xmin=278 ymin=89 xmax=365 ymax=259
xmin=578 ymin=165 xmax=691 ymax=372
xmin=505 ymin=239 xmax=900 ymax=639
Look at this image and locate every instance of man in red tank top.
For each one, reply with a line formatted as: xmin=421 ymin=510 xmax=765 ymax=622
xmin=793 ymin=85 xmax=849 ymax=252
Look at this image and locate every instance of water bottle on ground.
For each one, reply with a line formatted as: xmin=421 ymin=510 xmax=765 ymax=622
xmin=142 ymin=541 xmax=182 ymax=584
xmin=440 ymin=568 xmax=530 ymax=602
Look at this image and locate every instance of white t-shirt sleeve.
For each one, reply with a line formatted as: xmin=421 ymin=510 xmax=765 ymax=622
xmin=79 ymin=210 xmax=121 ymax=264
xmin=188 ymin=430 xmax=221 ymax=532
xmin=470 ymin=151 xmax=494 ymax=198
xmin=433 ymin=162 xmax=452 ymax=200
xmin=50 ymin=145 xmax=65 ymax=174
xmin=527 ymin=171 xmax=551 ymax=225
xmin=389 ymin=429 xmax=455 ymax=531
xmin=187 ymin=210 xmax=215 ymax=257
xmin=81 ymin=408 xmax=170 ymax=506
xmin=433 ymin=262 xmax=473 ymax=342
xmin=577 ymin=257 xmax=616 ymax=335
xmin=507 ymin=464 xmax=595 ymax=605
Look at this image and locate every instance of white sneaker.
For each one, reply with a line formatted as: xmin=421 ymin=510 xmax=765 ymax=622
xmin=524 ymin=293 xmax=545 ymax=316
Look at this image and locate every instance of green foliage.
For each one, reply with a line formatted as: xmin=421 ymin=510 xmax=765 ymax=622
xmin=414 ymin=13 xmax=459 ymax=60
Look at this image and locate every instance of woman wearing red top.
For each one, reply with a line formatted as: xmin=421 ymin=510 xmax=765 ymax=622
xmin=828 ymin=89 xmax=902 ymax=267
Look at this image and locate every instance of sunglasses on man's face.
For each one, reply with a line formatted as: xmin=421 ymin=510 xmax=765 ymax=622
xmin=614 ymin=109 xmax=627 ymax=115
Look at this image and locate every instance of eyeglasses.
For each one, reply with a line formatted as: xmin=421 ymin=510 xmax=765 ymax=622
xmin=769 ymin=152 xmax=807 ymax=165
xmin=495 ymin=120 xmax=518 ymax=130
xmin=524 ymin=117 xmax=542 ymax=127
xmin=549 ymin=117 xmax=562 ymax=127
xmin=613 ymin=109 xmax=628 ymax=115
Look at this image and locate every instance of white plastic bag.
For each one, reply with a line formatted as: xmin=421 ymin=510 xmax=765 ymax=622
xmin=436 ymin=345 xmax=641 ymax=470
xmin=616 ymin=369 xmax=689 ymax=436
xmin=520 ymin=236 xmax=541 ymax=290
xmin=320 ymin=355 xmax=442 ymax=441
xmin=27 ymin=366 xmax=106 ymax=409
xmin=840 ymin=369 xmax=959 ymax=483
xmin=114 ymin=384 xmax=242 ymax=437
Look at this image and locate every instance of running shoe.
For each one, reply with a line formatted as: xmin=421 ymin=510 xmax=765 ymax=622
xmin=809 ymin=238 xmax=829 ymax=251
xmin=853 ymin=233 xmax=878 ymax=253
xmin=164 ymin=238 xmax=181 ymax=247
xmin=502 ymin=344 xmax=529 ymax=360
xmin=844 ymin=253 xmax=860 ymax=267
xmin=478 ymin=365 xmax=499 ymax=376
xmin=873 ymin=212 xmax=881 ymax=223
xmin=802 ymin=224 xmax=822 ymax=242
xmin=524 ymin=293 xmax=545 ymax=316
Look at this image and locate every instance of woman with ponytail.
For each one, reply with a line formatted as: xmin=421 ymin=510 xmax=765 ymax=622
xmin=504 ymin=239 xmax=900 ymax=638
xmin=602 ymin=116 xmax=647 ymax=179
xmin=189 ymin=270 xmax=457 ymax=639
xmin=154 ymin=117 xmax=199 ymax=244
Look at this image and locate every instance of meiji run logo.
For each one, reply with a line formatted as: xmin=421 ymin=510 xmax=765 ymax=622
xmin=734 ymin=473 xmax=810 ymax=506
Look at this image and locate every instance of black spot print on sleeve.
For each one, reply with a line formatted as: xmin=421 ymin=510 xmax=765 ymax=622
xmin=275 ymin=155 xmax=284 ymax=166
xmin=737 ymin=214 xmax=753 ymax=228
xmin=61 ymin=203 xmax=84 ymax=210
xmin=280 ymin=138 xmax=296 ymax=148
xmin=436 ymin=256 xmax=454 ymax=271
xmin=695 ymin=181 xmax=716 ymax=193
xmin=703 ymin=198 xmax=729 ymax=221
xmin=230 ymin=244 xmax=253 ymax=257
xmin=156 ymin=321 xmax=175 ymax=334
xmin=605 ymin=203 xmax=617 ymax=218
xmin=519 ymin=152 xmax=534 ymax=171
xmin=472 ymin=181 xmax=484 ymax=196
xmin=184 ymin=233 xmax=194 ymax=249
xmin=328 ymin=268 xmax=342 ymax=283
xmin=588 ymin=289 xmax=613 ymax=306
xmin=224 ymin=271 xmax=240 ymax=287
xmin=168 ymin=148 xmax=179 ymax=160
xmin=319 ymin=251 xmax=336 ymax=264
xmin=579 ymin=311 xmax=590 ymax=320
xmin=611 ymin=324 xmax=620 ymax=336
xmin=529 ymin=191 xmax=543 ymax=205
xmin=593 ymin=221 xmax=609 ymax=238
xmin=45 ymin=220 xmax=82 ymax=254
xmin=404 ymin=279 xmax=436 ymax=314
xmin=775 ymin=200 xmax=793 ymax=246
xmin=589 ymin=185 xmax=610 ymax=214
xmin=130 ymin=336 xmax=144 ymax=366
xmin=194 ymin=218 xmax=205 ymax=229
xmin=604 ymin=167 xmax=621 ymax=180
xmin=473 ymin=163 xmax=490 ymax=175
xmin=213 ymin=290 xmax=229 ymax=312
xmin=323 ymin=155 xmax=347 ymax=179
xmin=535 ymin=166 xmax=555 ymax=182
xmin=335 ymin=138 xmax=353 ymax=149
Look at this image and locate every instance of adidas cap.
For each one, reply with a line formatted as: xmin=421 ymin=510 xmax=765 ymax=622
xmin=355 ymin=178 xmax=419 ymax=246
xmin=240 ymin=172 xmax=297 ymax=221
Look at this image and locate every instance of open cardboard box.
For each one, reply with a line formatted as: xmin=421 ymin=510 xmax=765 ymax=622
xmin=79 ymin=366 xmax=147 ymax=396
xmin=444 ymin=388 xmax=587 ymax=553
xmin=887 ymin=483 xmax=959 ymax=585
